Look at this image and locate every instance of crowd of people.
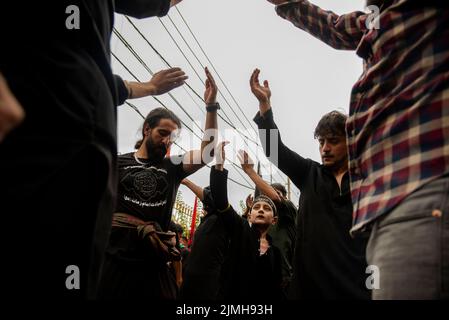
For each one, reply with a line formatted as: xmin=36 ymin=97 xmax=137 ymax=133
xmin=0 ymin=0 xmax=447 ymax=300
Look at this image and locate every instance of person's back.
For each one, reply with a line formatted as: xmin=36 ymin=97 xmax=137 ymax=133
xmin=268 ymin=197 xmax=297 ymax=291
xmin=180 ymin=209 xmax=231 ymax=300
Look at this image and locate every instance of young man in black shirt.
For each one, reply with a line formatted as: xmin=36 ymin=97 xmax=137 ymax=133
xmin=249 ymin=68 xmax=369 ymax=299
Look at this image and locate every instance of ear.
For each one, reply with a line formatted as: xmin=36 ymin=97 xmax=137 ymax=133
xmin=144 ymin=124 xmax=151 ymax=136
xmin=272 ymin=216 xmax=278 ymax=225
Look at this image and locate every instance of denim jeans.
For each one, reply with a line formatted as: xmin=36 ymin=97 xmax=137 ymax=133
xmin=366 ymin=174 xmax=449 ymax=300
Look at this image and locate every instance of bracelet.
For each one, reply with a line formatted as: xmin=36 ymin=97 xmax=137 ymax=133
xmin=206 ymin=102 xmax=220 ymax=112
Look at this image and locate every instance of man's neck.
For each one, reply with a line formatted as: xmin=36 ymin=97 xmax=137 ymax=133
xmin=332 ymin=164 xmax=348 ymax=178
xmin=135 ymin=147 xmax=148 ymax=159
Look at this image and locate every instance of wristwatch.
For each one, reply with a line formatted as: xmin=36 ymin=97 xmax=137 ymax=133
xmin=206 ymin=102 xmax=220 ymax=112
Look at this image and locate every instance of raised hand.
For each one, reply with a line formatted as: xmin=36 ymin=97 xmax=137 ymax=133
xmin=250 ymin=68 xmax=271 ymax=103
xmin=215 ymin=141 xmax=229 ymax=169
xmin=204 ymin=67 xmax=218 ymax=105
xmin=145 ymin=67 xmax=188 ymax=95
xmin=0 ymin=73 xmax=25 ymax=143
xmin=237 ymin=150 xmax=255 ymax=174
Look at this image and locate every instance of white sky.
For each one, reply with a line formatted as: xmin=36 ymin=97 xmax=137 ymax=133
xmin=112 ymin=0 xmax=364 ymax=212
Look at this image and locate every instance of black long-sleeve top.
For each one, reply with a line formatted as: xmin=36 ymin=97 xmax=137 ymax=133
xmin=210 ymin=166 xmax=284 ymax=301
xmin=254 ymin=109 xmax=369 ymax=300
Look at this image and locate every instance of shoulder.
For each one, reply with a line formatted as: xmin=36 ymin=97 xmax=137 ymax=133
xmin=118 ymin=152 xmax=135 ymax=165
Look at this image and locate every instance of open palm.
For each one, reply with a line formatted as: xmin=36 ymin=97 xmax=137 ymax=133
xmin=250 ymin=68 xmax=271 ymax=103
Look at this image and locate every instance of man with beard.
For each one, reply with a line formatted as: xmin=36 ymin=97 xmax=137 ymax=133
xmin=98 ymin=67 xmax=219 ymax=299
xmin=265 ymin=0 xmax=449 ymax=299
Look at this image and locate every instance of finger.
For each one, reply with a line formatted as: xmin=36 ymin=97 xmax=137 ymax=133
xmin=167 ymin=67 xmax=182 ymax=73
xmin=170 ymin=75 xmax=189 ymax=83
xmin=263 ymin=80 xmax=269 ymax=88
xmin=205 ymin=67 xmax=217 ymax=87
xmin=250 ymin=69 xmax=257 ymax=87
xmin=167 ymin=70 xmax=187 ymax=79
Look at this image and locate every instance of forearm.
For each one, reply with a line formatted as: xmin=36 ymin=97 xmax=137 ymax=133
xmin=245 ymin=169 xmax=281 ymax=202
xmin=182 ymin=180 xmax=205 ymax=201
xmin=200 ymin=110 xmax=218 ymax=164
xmin=125 ymin=81 xmax=155 ymax=99
xmin=275 ymin=0 xmax=367 ymax=50
xmin=254 ymin=108 xmax=310 ymax=189
xmin=210 ymin=166 xmax=229 ymax=211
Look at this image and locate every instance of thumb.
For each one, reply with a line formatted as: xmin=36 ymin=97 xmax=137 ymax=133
xmin=263 ymin=80 xmax=269 ymax=88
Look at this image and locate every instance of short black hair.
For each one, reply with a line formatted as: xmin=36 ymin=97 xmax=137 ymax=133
xmin=271 ymin=183 xmax=287 ymax=197
xmin=135 ymin=107 xmax=182 ymax=149
xmin=314 ymin=110 xmax=347 ymax=139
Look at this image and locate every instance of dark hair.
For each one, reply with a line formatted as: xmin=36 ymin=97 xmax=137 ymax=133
xmin=252 ymin=195 xmax=278 ymax=217
xmin=271 ymin=183 xmax=287 ymax=197
xmin=314 ymin=110 xmax=347 ymax=139
xmin=134 ymin=107 xmax=182 ymax=149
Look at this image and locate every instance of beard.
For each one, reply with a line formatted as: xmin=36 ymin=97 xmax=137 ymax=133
xmin=145 ymin=137 xmax=167 ymax=162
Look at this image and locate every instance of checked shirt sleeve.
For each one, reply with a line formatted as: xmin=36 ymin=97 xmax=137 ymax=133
xmin=275 ymin=1 xmax=368 ymax=50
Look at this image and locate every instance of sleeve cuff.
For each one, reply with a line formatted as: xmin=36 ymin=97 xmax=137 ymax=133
xmin=253 ymin=108 xmax=274 ymax=126
xmin=158 ymin=0 xmax=171 ymax=17
xmin=114 ymin=74 xmax=129 ymax=106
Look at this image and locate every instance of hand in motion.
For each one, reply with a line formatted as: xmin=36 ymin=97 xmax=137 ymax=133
xmin=238 ymin=150 xmax=255 ymax=174
xmin=250 ymin=68 xmax=271 ymax=104
xmin=0 ymin=73 xmax=25 ymax=143
xmin=215 ymin=141 xmax=229 ymax=169
xmin=204 ymin=67 xmax=218 ymax=105
xmin=145 ymin=67 xmax=188 ymax=95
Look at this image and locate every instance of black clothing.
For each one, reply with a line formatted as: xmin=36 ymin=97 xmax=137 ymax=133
xmin=180 ymin=207 xmax=231 ymax=300
xmin=98 ymin=152 xmax=187 ymax=299
xmin=254 ymin=109 xmax=369 ymax=300
xmin=0 ymin=0 xmax=171 ymax=298
xmin=210 ymin=167 xmax=284 ymax=301
xmin=268 ymin=199 xmax=297 ymax=289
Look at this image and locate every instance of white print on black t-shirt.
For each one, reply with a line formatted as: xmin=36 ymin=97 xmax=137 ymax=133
xmin=123 ymin=195 xmax=167 ymax=208
xmin=122 ymin=165 xmax=169 ymax=208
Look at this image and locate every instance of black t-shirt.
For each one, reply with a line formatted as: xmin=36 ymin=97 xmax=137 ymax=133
xmin=116 ymin=152 xmax=188 ymax=230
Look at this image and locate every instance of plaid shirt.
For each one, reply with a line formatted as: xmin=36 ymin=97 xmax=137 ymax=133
xmin=275 ymin=1 xmax=449 ymax=235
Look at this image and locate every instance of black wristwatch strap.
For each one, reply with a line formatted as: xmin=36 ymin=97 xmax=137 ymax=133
xmin=206 ymin=102 xmax=220 ymax=112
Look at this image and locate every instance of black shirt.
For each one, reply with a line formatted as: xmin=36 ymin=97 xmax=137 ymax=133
xmin=254 ymin=109 xmax=369 ymax=300
xmin=268 ymin=199 xmax=297 ymax=285
xmin=210 ymin=167 xmax=284 ymax=301
xmin=116 ymin=152 xmax=187 ymax=230
xmin=180 ymin=207 xmax=231 ymax=300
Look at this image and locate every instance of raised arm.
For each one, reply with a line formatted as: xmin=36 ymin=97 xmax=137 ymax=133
xmin=250 ymin=68 xmax=312 ymax=190
xmin=181 ymin=179 xmax=205 ymax=202
xmin=182 ymin=67 xmax=218 ymax=175
xmin=125 ymin=68 xmax=188 ymax=99
xmin=238 ymin=150 xmax=281 ymax=202
xmin=267 ymin=0 xmax=368 ymax=50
